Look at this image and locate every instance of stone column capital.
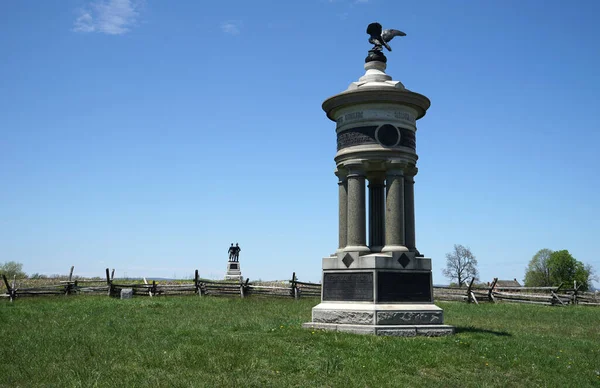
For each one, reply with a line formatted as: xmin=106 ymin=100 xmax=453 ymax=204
xmin=343 ymin=159 xmax=367 ymax=177
xmin=334 ymin=167 xmax=348 ymax=182
xmin=404 ymin=165 xmax=418 ymax=178
xmin=367 ymin=171 xmax=386 ymax=185
xmin=385 ymin=161 xmax=407 ymax=177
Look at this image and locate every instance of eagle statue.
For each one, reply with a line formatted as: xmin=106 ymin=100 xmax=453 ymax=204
xmin=367 ymin=22 xmax=406 ymax=52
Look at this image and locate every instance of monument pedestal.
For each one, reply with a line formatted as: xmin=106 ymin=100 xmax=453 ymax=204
xmin=303 ymin=253 xmax=454 ymax=336
xmin=225 ymin=261 xmax=242 ymax=281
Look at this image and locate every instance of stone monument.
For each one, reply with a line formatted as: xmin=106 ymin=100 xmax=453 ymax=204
xmin=303 ymin=23 xmax=454 ymax=336
xmin=225 ymin=243 xmax=242 ymax=281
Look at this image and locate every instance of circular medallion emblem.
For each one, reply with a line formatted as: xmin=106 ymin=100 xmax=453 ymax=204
xmin=375 ymin=124 xmax=401 ymax=147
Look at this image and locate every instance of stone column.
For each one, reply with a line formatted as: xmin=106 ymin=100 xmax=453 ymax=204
xmin=336 ymin=168 xmax=348 ymax=252
xmin=404 ymin=166 xmax=418 ymax=252
xmin=382 ymin=163 xmax=407 ymax=253
xmin=368 ymin=172 xmax=385 ymax=252
xmin=344 ymin=161 xmax=370 ymax=253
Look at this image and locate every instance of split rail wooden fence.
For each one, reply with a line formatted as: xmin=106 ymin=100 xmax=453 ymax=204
xmin=433 ymin=277 xmax=600 ymax=306
xmin=1 ymin=266 xmax=108 ymax=301
xmin=3 ymin=270 xmax=599 ymax=307
xmin=1 ymin=268 xmax=321 ymax=302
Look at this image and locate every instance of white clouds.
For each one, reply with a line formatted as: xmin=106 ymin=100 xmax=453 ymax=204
xmin=73 ymin=12 xmax=95 ymax=33
xmin=73 ymin=0 xmax=143 ymax=35
xmin=221 ymin=20 xmax=241 ymax=35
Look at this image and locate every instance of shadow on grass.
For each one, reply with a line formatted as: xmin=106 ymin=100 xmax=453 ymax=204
xmin=455 ymin=326 xmax=511 ymax=336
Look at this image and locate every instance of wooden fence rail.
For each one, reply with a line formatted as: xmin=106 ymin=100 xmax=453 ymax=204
xmin=2 ymin=270 xmax=599 ymax=307
xmin=433 ymin=277 xmax=599 ymax=306
xmin=1 ymin=267 xmax=322 ymax=302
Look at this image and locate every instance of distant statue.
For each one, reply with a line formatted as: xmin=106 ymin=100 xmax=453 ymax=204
xmin=228 ymin=243 xmax=235 ymax=262
xmin=234 ymin=243 xmax=241 ymax=262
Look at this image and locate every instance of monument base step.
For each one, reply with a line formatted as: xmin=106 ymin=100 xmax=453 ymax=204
xmin=311 ymin=302 xmax=446 ymax=325
xmin=302 ymin=322 xmax=454 ymax=337
xmin=304 ymin=302 xmax=454 ymax=336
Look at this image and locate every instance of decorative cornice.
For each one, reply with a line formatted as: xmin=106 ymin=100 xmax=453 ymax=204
xmin=323 ymin=88 xmax=431 ymax=122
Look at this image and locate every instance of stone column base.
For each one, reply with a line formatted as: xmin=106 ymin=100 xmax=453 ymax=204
xmin=302 ymin=322 xmax=454 ymax=337
xmin=303 ymin=303 xmax=454 ymax=337
xmin=304 ymin=253 xmax=454 ymax=337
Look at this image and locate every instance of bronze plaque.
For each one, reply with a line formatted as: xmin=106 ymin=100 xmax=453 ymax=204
xmin=323 ymin=272 xmax=374 ymax=302
xmin=377 ymin=272 xmax=432 ymax=302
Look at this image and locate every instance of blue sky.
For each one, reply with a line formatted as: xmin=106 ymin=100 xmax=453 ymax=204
xmin=1 ymin=0 xmax=599 ymax=287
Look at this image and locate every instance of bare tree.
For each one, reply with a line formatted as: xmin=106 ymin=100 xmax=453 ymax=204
xmin=524 ymin=248 xmax=553 ymax=287
xmin=442 ymin=244 xmax=478 ymax=287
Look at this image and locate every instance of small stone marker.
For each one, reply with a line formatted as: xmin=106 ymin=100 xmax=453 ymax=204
xmin=120 ymin=288 xmax=133 ymax=299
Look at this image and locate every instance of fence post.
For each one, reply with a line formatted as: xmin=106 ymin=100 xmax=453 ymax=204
xmin=572 ymin=284 xmax=581 ymax=305
xmin=487 ymin=278 xmax=498 ymax=303
xmin=291 ymin=272 xmax=299 ymax=299
xmin=551 ymin=290 xmax=565 ymax=306
xmin=105 ymin=268 xmax=113 ymax=297
xmin=240 ymin=278 xmax=249 ymax=298
xmin=466 ymin=277 xmax=478 ymax=304
xmin=143 ymin=277 xmax=152 ymax=297
xmin=2 ymin=274 xmax=15 ymax=302
xmin=551 ymin=283 xmax=563 ymax=306
xmin=64 ymin=266 xmax=75 ymax=296
xmin=194 ymin=270 xmax=201 ymax=297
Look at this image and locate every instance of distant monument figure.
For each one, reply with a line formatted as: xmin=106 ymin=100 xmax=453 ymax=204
xmin=228 ymin=243 xmax=235 ymax=261
xmin=225 ymin=242 xmax=243 ymax=280
xmin=303 ymin=22 xmax=454 ymax=336
xmin=233 ymin=243 xmax=241 ymax=262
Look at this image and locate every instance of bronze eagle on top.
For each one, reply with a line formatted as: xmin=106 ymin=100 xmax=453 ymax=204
xmin=367 ymin=22 xmax=406 ymax=52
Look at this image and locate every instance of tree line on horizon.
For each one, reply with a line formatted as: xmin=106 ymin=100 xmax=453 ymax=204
xmin=442 ymin=244 xmax=597 ymax=291
xmin=2 ymin=246 xmax=597 ymax=291
xmin=0 ymin=261 xmax=70 ymax=280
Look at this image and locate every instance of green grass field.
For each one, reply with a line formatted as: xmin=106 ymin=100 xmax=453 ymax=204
xmin=1 ymin=296 xmax=599 ymax=387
